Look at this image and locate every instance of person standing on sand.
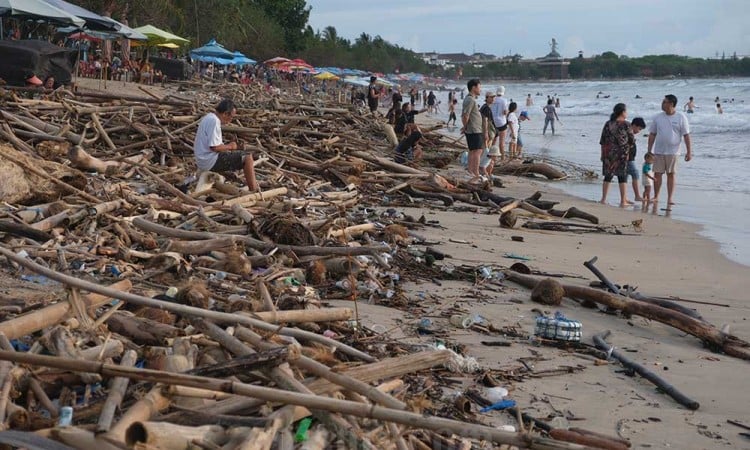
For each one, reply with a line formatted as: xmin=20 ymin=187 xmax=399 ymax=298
xmin=507 ymin=102 xmax=520 ymax=159
xmin=625 ymin=117 xmax=647 ymax=203
xmin=517 ymin=111 xmax=531 ymax=156
xmin=194 ymin=99 xmax=258 ymax=192
xmin=647 ymin=94 xmax=692 ymax=209
xmin=599 ymin=103 xmax=634 ymax=207
xmin=461 ymin=79 xmax=484 ymax=181
xmin=448 ymin=98 xmax=458 ymax=126
xmin=490 ymin=86 xmax=509 ymax=160
xmin=542 ymin=99 xmax=559 ymax=135
xmin=367 ymin=76 xmax=380 ymax=113
xmin=480 ymin=91 xmax=498 ymax=179
xmin=641 ymin=152 xmax=656 ymax=208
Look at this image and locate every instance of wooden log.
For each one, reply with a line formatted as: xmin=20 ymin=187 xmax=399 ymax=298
xmin=505 ymin=271 xmax=750 ymax=360
xmin=0 ymin=246 xmax=374 ymax=362
xmin=235 ymin=326 xmax=407 ymax=410
xmin=584 ymin=256 xmax=704 ymax=321
xmin=78 ymin=339 xmax=124 ymax=361
xmin=494 ymin=161 xmax=566 ymax=180
xmin=0 ymin=279 xmax=132 ymax=339
xmin=198 ymin=350 xmax=452 ymax=416
xmin=107 ymin=386 xmax=170 ymax=443
xmin=0 ymin=350 xmax=590 ymax=449
xmin=549 ymin=429 xmax=628 ymax=450
xmin=97 ymin=349 xmax=138 ymax=433
xmin=0 ymin=220 xmax=53 ymax=242
xmin=549 ymin=207 xmax=599 ymax=224
xmin=125 ymin=422 xmax=228 ymax=449
xmin=238 ymin=308 xmax=353 ymax=324
xmin=68 ymin=145 xmax=121 ymax=174
xmin=132 ymin=217 xmax=391 ymax=257
xmin=194 ymin=320 xmax=373 ymax=449
xmin=593 ymin=331 xmax=699 ymax=410
xmin=105 ymin=312 xmax=183 ymax=346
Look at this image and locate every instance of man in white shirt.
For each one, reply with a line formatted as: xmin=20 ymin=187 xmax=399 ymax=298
xmin=647 ymin=94 xmax=692 ymax=209
xmin=194 ymin=99 xmax=258 ymax=191
xmin=489 ymin=85 xmax=509 ymax=159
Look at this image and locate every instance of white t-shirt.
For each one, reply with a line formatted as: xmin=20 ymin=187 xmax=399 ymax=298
xmin=507 ymin=112 xmax=519 ymax=137
xmin=194 ymin=112 xmax=223 ymax=170
xmin=490 ymin=96 xmax=508 ymax=127
xmin=649 ymin=111 xmax=690 ymax=155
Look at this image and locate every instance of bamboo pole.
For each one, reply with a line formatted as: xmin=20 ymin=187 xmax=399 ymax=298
xmin=0 ymin=350 xmax=589 ymax=449
xmin=0 ymin=279 xmax=132 ymax=339
xmin=0 ymin=246 xmax=373 ymax=362
xmin=194 ymin=319 xmax=374 ymax=449
xmin=132 ymin=217 xmax=390 ymax=257
xmin=97 ymin=349 xmax=138 ymax=433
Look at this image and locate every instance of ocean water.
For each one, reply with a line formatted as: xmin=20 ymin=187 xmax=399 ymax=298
xmin=432 ymin=78 xmax=750 ymax=267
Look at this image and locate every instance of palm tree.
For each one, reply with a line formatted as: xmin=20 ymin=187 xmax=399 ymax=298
xmin=322 ymin=26 xmax=338 ymax=44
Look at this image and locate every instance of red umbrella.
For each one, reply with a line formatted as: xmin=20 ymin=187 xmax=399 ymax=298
xmin=68 ymin=32 xmax=102 ymax=42
xmin=264 ymin=57 xmax=290 ymax=66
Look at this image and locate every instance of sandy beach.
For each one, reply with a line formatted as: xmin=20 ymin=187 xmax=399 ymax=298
xmin=1 ymin=77 xmax=747 ymax=449
xmin=338 ymin=108 xmax=750 ymax=448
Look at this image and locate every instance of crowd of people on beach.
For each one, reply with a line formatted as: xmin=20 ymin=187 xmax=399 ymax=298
xmin=598 ymin=94 xmax=692 ymax=211
xmin=192 ymin=74 xmax=693 ymax=218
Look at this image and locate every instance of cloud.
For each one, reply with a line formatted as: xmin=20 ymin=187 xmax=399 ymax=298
xmin=306 ymin=0 xmax=750 ymax=58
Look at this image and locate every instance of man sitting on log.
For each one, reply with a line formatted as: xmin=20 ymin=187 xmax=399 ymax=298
xmin=193 ymin=99 xmax=258 ymax=191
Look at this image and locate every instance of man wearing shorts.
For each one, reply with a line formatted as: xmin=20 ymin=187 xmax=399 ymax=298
xmin=490 ymin=85 xmax=509 ymax=159
xmin=461 ymin=79 xmax=484 ymax=180
xmin=647 ymin=94 xmax=692 ymax=209
xmin=194 ymin=99 xmax=258 ymax=191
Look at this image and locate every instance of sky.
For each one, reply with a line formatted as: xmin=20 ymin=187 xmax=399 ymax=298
xmin=305 ymin=0 xmax=749 ymax=59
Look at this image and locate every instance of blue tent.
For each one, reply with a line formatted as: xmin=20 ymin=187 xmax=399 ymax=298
xmin=190 ymin=39 xmax=234 ymax=61
xmin=231 ymin=51 xmax=255 ymax=65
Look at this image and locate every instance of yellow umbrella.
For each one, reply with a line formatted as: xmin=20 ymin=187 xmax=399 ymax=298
xmin=314 ymin=71 xmax=339 ymax=81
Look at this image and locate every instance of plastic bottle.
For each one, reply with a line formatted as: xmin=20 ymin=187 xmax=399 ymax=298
xmin=58 ymin=406 xmax=73 ymax=427
xmin=450 ymin=314 xmax=473 ymax=329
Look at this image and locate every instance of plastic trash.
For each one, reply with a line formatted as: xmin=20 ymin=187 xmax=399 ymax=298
xmin=419 ymin=318 xmax=432 ymax=328
xmin=166 ymin=287 xmax=179 ymax=298
xmin=294 ymin=418 xmax=313 ymax=443
xmin=485 ymin=387 xmax=509 ymax=403
xmin=534 ymin=311 xmax=583 ymax=342
xmin=58 ymin=406 xmax=73 ymax=427
xmin=450 ymin=314 xmax=473 ymax=329
xmin=480 ymin=399 xmax=517 ymax=413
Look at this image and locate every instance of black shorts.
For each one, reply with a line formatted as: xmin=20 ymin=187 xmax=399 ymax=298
xmin=496 ymin=123 xmax=508 ymax=132
xmin=210 ymin=151 xmax=245 ymax=173
xmin=465 ymin=133 xmax=483 ymax=151
xmin=368 ymin=99 xmax=378 ymax=112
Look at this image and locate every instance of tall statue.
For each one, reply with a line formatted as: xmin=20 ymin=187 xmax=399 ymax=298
xmin=550 ymin=38 xmax=558 ymax=54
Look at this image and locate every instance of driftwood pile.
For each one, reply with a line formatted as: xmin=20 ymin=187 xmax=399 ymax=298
xmin=0 ymin=81 xmax=625 ymax=449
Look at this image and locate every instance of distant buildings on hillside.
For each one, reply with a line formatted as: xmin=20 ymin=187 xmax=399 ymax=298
xmin=421 ymin=39 xmax=570 ymax=79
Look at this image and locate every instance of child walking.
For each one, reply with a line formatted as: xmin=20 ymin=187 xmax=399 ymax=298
xmin=641 ymin=152 xmax=655 ymax=208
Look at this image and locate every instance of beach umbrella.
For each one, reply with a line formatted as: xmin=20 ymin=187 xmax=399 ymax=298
xmin=42 ymin=0 xmax=119 ymax=31
xmin=132 ymin=24 xmax=189 ymax=46
xmin=341 ymin=77 xmax=370 ymax=87
xmin=231 ymin=51 xmax=256 ymax=65
xmin=190 ymin=39 xmax=234 ymax=61
xmin=0 ymin=0 xmax=85 ymax=27
xmin=68 ymin=31 xmax=101 ymax=42
xmin=264 ymin=56 xmax=289 ymax=65
xmin=314 ymin=71 xmax=339 ymax=81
